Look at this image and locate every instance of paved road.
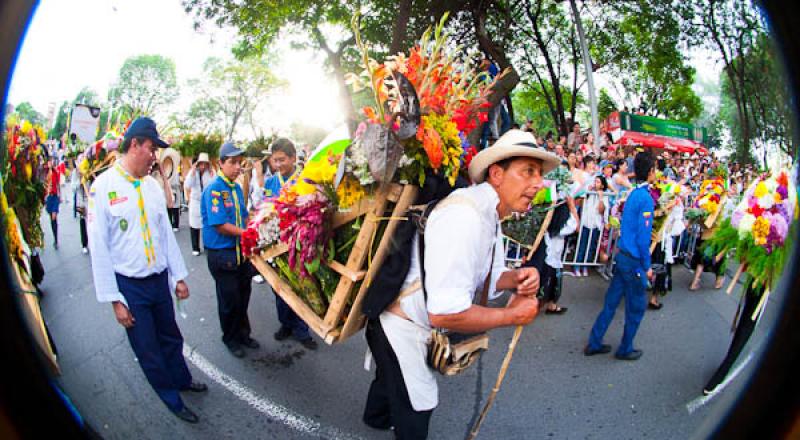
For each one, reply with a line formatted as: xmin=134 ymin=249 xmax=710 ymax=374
xmin=35 ymin=202 xmax=782 ymax=439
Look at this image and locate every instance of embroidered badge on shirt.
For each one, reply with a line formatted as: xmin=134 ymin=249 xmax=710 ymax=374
xmin=643 ymin=212 xmax=652 ymax=218
xmin=221 ymin=191 xmax=231 ymax=203
xmin=211 ymin=190 xmax=221 ymax=197
xmin=119 ymin=218 xmax=128 ymax=231
xmin=108 ymin=191 xmax=128 ymax=206
xmin=211 ymin=206 xmax=219 ymax=213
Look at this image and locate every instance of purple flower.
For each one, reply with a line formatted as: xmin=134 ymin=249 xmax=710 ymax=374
xmin=731 ymin=209 xmax=744 ymax=229
xmin=777 ymin=185 xmax=788 ymax=200
xmin=775 ymin=202 xmax=792 ymax=224
xmin=769 ymin=212 xmax=789 ymax=246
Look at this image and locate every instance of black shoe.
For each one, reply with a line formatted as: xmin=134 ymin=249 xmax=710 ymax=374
xmin=241 ymin=337 xmax=260 ymax=349
xmin=183 ymin=381 xmax=208 ymax=393
xmin=584 ymin=344 xmax=612 ymax=356
xmin=173 ymin=406 xmax=199 ymax=423
xmin=274 ymin=327 xmax=292 ymax=341
xmin=648 ymin=302 xmax=663 ymax=310
xmin=615 ymin=350 xmax=643 ymax=361
xmin=227 ymin=344 xmax=245 ymax=358
xmin=300 ymin=338 xmax=318 ymax=350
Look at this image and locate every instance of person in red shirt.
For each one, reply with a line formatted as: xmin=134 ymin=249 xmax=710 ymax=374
xmin=45 ymin=158 xmax=61 ymax=249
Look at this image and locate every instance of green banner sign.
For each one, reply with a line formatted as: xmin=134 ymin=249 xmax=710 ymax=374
xmin=618 ymin=112 xmax=708 ymax=144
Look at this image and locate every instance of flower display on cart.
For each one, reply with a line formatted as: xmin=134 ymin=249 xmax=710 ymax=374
xmin=649 ymin=179 xmax=685 ymax=241
xmin=3 ymin=116 xmax=48 ymax=251
xmin=703 ymin=169 xmax=797 ymax=319
xmin=685 ymin=177 xmax=726 ymax=223
xmin=242 ymin=15 xmax=496 ymax=326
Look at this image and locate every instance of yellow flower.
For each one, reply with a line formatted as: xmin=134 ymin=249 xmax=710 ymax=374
xmin=300 ymin=159 xmax=337 ymax=185
xmin=754 ymin=182 xmax=768 ymax=198
xmin=20 ymin=120 xmax=32 ymax=134
xmin=294 ymin=180 xmax=317 ymax=196
xmin=752 ymin=216 xmax=770 ymax=245
xmin=336 ymin=176 xmax=366 ymax=210
xmin=774 ymin=192 xmax=782 ymax=203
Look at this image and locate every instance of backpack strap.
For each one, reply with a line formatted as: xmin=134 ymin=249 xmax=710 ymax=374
xmin=419 ymin=195 xmax=496 ymax=308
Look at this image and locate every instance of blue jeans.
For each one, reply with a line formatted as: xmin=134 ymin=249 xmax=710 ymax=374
xmin=587 ymin=252 xmax=648 ymax=355
xmin=577 ymin=227 xmax=601 ymax=264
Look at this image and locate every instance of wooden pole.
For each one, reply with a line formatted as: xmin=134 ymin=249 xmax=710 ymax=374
xmin=467 ymin=325 xmax=524 ymax=440
xmin=471 ymin=202 xmax=555 ymax=439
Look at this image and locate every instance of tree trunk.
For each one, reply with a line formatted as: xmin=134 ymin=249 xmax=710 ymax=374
xmin=311 ymin=26 xmax=358 ymax=135
xmin=389 ymin=0 xmax=414 ymax=55
xmin=467 ymin=1 xmax=521 ymax=146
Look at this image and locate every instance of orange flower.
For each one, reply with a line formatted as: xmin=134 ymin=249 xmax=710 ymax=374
xmin=417 ymin=121 xmax=443 ymax=169
xmin=362 ymin=107 xmax=378 ymax=122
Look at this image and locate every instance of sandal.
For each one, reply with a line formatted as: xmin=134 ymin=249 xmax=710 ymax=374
xmin=648 ymin=302 xmax=663 ymax=310
xmin=689 ymin=281 xmax=701 ymax=291
xmin=545 ymin=307 xmax=568 ymax=315
xmin=715 ymin=277 xmax=725 ymax=289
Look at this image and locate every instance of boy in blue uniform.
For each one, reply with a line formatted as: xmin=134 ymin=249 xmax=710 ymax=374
xmin=201 ymin=142 xmax=259 ymax=358
xmin=585 ymin=151 xmax=656 ymax=361
xmin=263 ymin=138 xmax=317 ymax=350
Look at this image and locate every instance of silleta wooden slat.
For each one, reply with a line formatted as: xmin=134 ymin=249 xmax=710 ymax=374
xmin=251 ymin=183 xmax=417 ymax=344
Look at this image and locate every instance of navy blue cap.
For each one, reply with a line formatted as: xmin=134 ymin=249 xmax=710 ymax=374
xmin=124 ymin=117 xmax=168 ymax=148
xmin=219 ymin=142 xmax=243 ymax=159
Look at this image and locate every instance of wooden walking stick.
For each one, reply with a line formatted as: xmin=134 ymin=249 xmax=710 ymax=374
xmin=468 ymin=203 xmax=555 ymax=440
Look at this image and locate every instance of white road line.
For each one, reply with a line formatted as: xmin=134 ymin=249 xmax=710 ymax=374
xmin=182 ymin=344 xmax=365 ymax=440
xmin=685 ymin=352 xmax=754 ymax=414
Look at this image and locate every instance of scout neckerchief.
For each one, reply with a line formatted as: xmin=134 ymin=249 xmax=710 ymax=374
xmin=219 ymin=174 xmax=243 ymax=264
xmin=278 ymin=167 xmax=299 ymax=188
xmin=115 ymin=163 xmax=156 ymax=267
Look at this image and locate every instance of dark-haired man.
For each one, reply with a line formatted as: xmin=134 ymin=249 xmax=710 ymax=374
xmin=263 ymin=138 xmax=317 ymax=350
xmin=88 ymin=117 xmax=206 ymax=423
xmin=362 ymin=130 xmax=556 ymax=438
xmin=585 ymin=151 xmax=656 ymax=361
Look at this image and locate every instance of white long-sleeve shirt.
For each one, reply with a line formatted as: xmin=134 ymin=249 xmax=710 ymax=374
xmin=87 ymin=165 xmax=188 ymax=305
xmin=381 ymin=182 xmax=509 ymax=411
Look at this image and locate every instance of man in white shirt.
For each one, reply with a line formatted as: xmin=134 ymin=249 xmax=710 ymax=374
xmin=362 ymin=130 xmax=559 ymax=439
xmin=88 ymin=117 xmax=206 ymax=423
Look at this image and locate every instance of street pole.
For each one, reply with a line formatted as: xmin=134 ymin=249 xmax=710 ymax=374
xmin=570 ymin=0 xmax=600 ymax=153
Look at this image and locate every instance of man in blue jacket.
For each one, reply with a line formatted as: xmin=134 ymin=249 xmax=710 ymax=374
xmin=585 ymin=151 xmax=655 ymax=361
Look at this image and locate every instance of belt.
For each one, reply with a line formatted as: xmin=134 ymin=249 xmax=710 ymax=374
xmin=206 ymin=247 xmax=236 ymax=252
xmin=115 ymin=269 xmax=167 ymax=281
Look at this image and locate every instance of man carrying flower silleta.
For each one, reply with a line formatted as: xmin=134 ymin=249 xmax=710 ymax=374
xmin=263 ymin=138 xmax=318 ymax=350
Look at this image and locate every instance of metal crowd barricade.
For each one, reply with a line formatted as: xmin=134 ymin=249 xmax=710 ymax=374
xmin=503 ymin=236 xmax=526 ymax=269
xmin=562 ymin=190 xmax=618 ymax=271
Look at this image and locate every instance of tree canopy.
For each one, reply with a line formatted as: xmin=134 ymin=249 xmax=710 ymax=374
xmin=109 ymin=54 xmax=179 ymax=118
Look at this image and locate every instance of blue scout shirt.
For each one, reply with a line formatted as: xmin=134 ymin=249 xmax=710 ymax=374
xmin=617 ymin=183 xmax=654 ymax=272
xmin=263 ymin=168 xmax=300 ymax=199
xmin=201 ymin=175 xmax=248 ymax=250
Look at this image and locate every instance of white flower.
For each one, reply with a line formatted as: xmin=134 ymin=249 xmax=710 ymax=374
xmin=758 ymin=194 xmax=775 ymax=210
xmin=737 ymin=213 xmax=756 ymax=239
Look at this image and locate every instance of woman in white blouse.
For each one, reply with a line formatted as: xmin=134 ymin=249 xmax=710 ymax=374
xmin=574 ymin=175 xmax=608 ymax=277
xmin=183 ymin=153 xmax=215 ymax=256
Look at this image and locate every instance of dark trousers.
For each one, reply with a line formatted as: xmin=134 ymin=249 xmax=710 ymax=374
xmin=704 ymin=285 xmax=759 ymax=392
xmin=275 ymin=294 xmax=310 ymax=340
xmin=577 ymin=226 xmax=602 ymax=264
xmin=190 ymin=227 xmax=201 ymax=253
xmin=79 ymin=217 xmax=88 ymax=248
xmin=207 ymin=248 xmax=253 ymax=348
xmin=168 ymin=207 xmax=180 ymax=229
xmin=363 ymin=318 xmax=433 ymax=439
xmin=588 ymin=252 xmax=648 ymax=356
xmin=116 ymin=271 xmax=191 ymax=412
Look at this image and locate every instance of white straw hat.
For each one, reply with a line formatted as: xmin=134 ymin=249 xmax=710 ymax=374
xmin=196 ymin=152 xmax=210 ymax=163
xmin=468 ymin=129 xmax=561 ymax=183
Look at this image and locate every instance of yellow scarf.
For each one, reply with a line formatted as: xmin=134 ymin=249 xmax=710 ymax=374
xmin=115 ymin=164 xmax=156 ymax=267
xmin=220 ymin=174 xmax=242 ymax=264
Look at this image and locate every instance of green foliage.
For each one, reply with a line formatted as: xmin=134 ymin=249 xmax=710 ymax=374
xmin=109 ymin=54 xmax=178 ymax=117
xmin=244 ymin=134 xmax=277 ymax=157
xmin=173 ymin=133 xmax=223 ymax=160
xmin=274 ymin=255 xmax=327 ymax=316
xmin=597 ymin=89 xmax=617 ymax=123
xmin=13 ymin=102 xmax=45 ymax=126
xmin=186 ymin=56 xmax=283 ymax=139
xmin=511 ymin=82 xmax=585 ymax=137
